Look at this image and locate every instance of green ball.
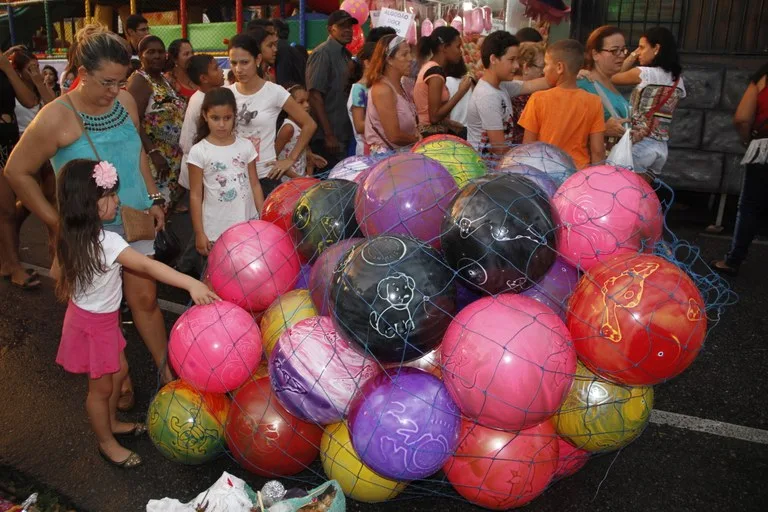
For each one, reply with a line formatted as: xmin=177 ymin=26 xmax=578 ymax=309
xmin=148 ymin=380 xmax=230 ymax=465
xmin=412 ymin=138 xmax=486 ymax=188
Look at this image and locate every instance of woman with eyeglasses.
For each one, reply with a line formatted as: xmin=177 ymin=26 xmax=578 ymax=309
xmin=578 ymin=26 xmax=632 ymax=146
xmin=510 ymin=41 xmax=546 ymax=144
xmin=5 ymin=26 xmax=172 ymax=411
xmin=127 ymin=35 xmax=186 ymax=207
xmin=364 ymin=35 xmax=420 ymax=154
xmin=612 ymin=26 xmax=685 ymax=183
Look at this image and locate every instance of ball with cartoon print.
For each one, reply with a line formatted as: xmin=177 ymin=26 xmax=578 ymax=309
xmin=347 ymin=367 xmax=461 ymax=480
xmin=499 ymin=141 xmax=576 ymax=186
xmin=567 ymin=253 xmax=707 ymax=385
xmin=148 ymin=380 xmax=230 ymax=465
xmin=291 ymin=179 xmax=360 ymax=262
xmin=261 ymin=177 xmax=320 ymax=234
xmin=330 ymin=235 xmax=457 ymax=363
xmin=440 ymin=173 xmax=557 ymax=295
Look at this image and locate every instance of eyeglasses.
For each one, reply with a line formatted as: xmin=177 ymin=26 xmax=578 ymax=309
xmin=600 ymin=46 xmax=629 ymax=57
xmin=90 ymin=75 xmax=128 ymax=90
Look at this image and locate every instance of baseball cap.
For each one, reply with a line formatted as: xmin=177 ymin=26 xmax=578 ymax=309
xmin=327 ymin=10 xmax=358 ymax=27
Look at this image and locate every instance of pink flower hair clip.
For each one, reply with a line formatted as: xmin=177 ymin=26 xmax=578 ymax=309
xmin=93 ymin=161 xmax=118 ymax=189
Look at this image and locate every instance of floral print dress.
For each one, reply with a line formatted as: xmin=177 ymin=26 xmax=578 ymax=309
xmin=137 ymin=69 xmax=186 ymax=191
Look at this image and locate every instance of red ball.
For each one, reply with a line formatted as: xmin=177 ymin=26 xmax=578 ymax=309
xmin=443 ymin=419 xmax=558 ymax=510
xmin=226 ymin=377 xmax=323 ymax=477
xmin=262 ymin=177 xmax=320 ymax=234
xmin=567 ymin=253 xmax=707 ymax=386
xmin=553 ymin=437 xmax=590 ymax=479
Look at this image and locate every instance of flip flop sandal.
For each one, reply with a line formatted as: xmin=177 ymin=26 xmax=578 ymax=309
xmin=4 ymin=271 xmax=41 ymax=290
xmin=710 ymin=259 xmax=739 ymax=277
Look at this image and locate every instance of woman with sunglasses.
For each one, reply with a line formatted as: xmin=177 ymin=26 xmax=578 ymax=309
xmin=578 ymin=26 xmax=631 ymax=146
xmin=364 ymin=35 xmax=420 ymax=154
xmin=4 ymin=26 xmax=171 ymax=410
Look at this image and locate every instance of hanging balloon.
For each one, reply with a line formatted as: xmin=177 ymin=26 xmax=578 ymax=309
xmin=434 ymin=18 xmax=447 ymax=28
xmin=471 ymin=8 xmax=485 ymax=34
xmin=406 ymin=20 xmax=417 ymax=46
xmin=482 ymin=6 xmax=493 ymax=31
xmin=421 ymin=18 xmax=434 ymax=37
xmin=347 ymin=24 xmax=365 ymax=55
xmin=340 ymin=0 xmax=369 ymax=24
xmin=451 ymin=16 xmax=463 ymax=32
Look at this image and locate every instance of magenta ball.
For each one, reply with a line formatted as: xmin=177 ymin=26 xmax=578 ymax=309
xmin=552 ymin=165 xmax=663 ymax=272
xmin=355 ymin=154 xmax=458 ymax=249
xmin=348 ymin=367 xmax=461 ymax=480
xmin=497 ymin=163 xmax=558 ymax=198
xmin=207 ymin=220 xmax=301 ymax=313
xmin=308 ymin=238 xmax=364 ymax=315
xmin=521 ymin=257 xmax=579 ymax=320
xmin=269 ymin=316 xmax=380 ymax=425
xmin=169 ymin=301 xmax=262 ymax=393
xmin=441 ymin=294 xmax=576 ymax=431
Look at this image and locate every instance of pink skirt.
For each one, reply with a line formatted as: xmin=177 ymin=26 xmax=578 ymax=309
xmin=56 ymin=302 xmax=126 ymax=379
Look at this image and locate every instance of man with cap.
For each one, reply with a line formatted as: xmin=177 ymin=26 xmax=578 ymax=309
xmin=306 ymin=10 xmax=357 ymax=171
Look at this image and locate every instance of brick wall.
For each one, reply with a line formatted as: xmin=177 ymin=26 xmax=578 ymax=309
xmin=663 ymin=67 xmax=755 ymax=195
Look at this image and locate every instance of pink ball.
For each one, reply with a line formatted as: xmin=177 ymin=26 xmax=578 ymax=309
xmin=552 ymin=165 xmax=663 ymax=272
xmin=553 ymin=437 xmax=590 ymax=479
xmin=207 ymin=220 xmax=301 ymax=313
xmin=169 ymin=301 xmax=262 ymax=393
xmin=441 ymin=294 xmax=576 ymax=431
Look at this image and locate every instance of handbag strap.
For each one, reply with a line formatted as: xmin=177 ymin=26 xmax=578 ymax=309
xmin=645 ymin=77 xmax=680 ymax=120
xmin=593 ymin=81 xmax=621 ymax=119
xmin=65 ymin=94 xmax=102 ymax=161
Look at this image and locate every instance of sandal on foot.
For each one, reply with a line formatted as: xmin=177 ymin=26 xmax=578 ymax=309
xmin=3 ymin=270 xmax=41 ymax=290
xmin=710 ymin=259 xmax=739 ymax=277
xmin=98 ymin=448 xmax=143 ymax=469
xmin=117 ymin=389 xmax=135 ymax=412
xmin=114 ymin=422 xmax=147 ymax=437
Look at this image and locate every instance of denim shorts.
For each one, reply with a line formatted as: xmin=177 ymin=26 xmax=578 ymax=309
xmin=632 ymin=137 xmax=669 ymax=174
xmin=103 ymin=223 xmax=155 ymax=256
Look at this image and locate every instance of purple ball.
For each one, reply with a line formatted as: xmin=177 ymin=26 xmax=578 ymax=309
xmin=456 ymin=283 xmax=482 ymax=312
xmin=328 ymin=155 xmax=378 ymax=183
xmin=294 ymin=263 xmax=312 ymax=290
xmin=308 ymin=237 xmax=364 ymax=315
xmin=348 ymin=367 xmax=461 ymax=481
xmin=497 ymin=163 xmax=558 ymax=198
xmin=521 ymin=257 xmax=580 ymax=320
xmin=269 ymin=316 xmax=380 ymax=425
xmin=355 ymin=154 xmax=458 ymax=249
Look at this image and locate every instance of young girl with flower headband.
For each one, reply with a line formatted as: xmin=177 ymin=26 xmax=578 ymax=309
xmin=52 ymin=159 xmax=220 ymax=469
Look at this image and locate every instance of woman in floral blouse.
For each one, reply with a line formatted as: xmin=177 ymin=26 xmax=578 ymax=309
xmin=127 ymin=35 xmax=186 ymax=203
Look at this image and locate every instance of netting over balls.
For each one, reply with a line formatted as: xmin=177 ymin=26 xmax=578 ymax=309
xmin=151 ymin=139 xmax=736 ymax=510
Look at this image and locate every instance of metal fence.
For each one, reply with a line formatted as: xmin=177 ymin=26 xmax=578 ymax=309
xmin=571 ymin=0 xmax=767 ymax=56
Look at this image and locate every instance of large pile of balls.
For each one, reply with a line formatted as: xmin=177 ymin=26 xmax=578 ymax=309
xmin=147 ymin=137 xmax=723 ymax=509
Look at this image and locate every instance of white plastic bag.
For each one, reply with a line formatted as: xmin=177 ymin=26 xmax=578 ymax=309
xmin=146 ymin=472 xmax=254 ymax=512
xmin=607 ymin=128 xmax=634 ymax=169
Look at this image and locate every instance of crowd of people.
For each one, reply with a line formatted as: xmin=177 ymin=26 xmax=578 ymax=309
xmin=0 ymin=9 xmax=765 ymax=468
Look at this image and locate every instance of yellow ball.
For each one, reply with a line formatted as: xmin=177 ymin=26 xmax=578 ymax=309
xmin=321 ymin=422 xmax=407 ymax=503
xmin=260 ymin=289 xmax=317 ymax=355
xmin=552 ymin=364 xmax=654 ymax=452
